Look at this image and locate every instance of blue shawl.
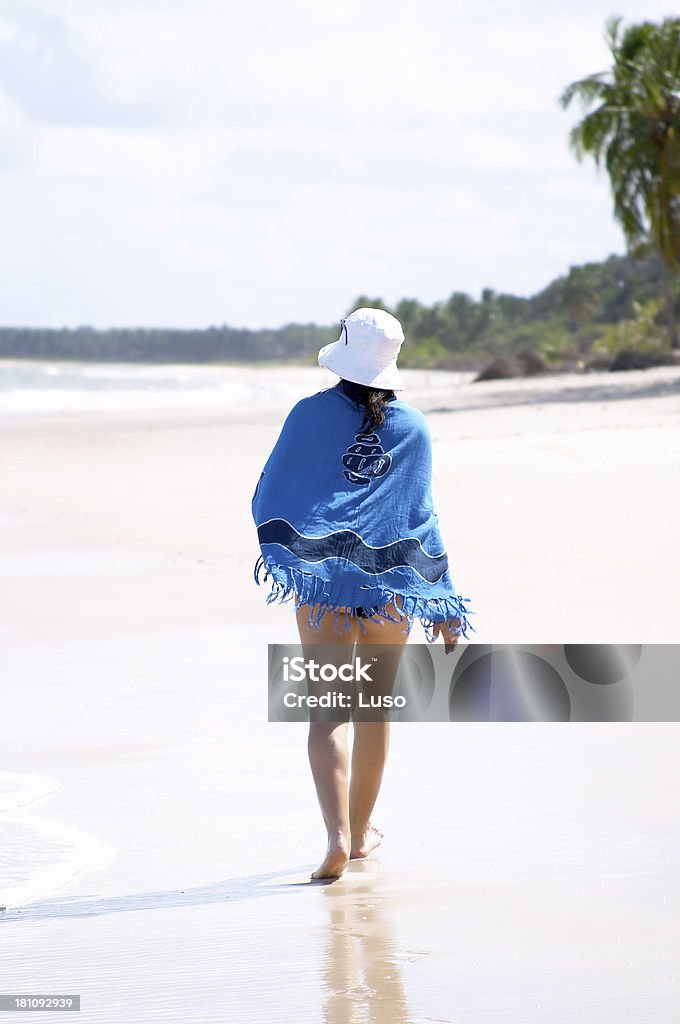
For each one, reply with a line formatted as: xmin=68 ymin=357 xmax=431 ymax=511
xmin=252 ymin=383 xmax=475 ymax=640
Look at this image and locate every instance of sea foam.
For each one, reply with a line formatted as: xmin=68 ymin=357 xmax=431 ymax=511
xmin=0 ymin=772 xmax=116 ymax=910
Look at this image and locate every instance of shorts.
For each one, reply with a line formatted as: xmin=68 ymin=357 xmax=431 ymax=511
xmin=355 ymin=606 xmax=380 ymax=619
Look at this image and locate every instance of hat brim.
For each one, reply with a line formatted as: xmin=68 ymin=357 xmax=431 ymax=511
xmin=318 ymin=339 xmax=405 ymax=391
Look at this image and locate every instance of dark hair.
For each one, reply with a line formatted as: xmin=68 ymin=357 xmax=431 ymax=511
xmin=339 ymin=379 xmax=396 ymax=433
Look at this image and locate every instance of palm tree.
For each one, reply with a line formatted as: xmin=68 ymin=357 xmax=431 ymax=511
xmin=560 ymin=17 xmax=680 ymax=348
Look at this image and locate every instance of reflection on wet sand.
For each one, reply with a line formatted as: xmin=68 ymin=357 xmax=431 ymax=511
xmin=319 ymin=860 xmax=412 ymax=1024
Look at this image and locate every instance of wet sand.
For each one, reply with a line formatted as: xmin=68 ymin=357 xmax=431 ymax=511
xmin=1 ymin=365 xmax=679 ymax=1022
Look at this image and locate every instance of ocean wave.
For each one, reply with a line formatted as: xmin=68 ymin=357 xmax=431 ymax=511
xmin=0 ymin=773 xmax=116 ymax=910
xmin=0 ymin=361 xmax=320 ymax=416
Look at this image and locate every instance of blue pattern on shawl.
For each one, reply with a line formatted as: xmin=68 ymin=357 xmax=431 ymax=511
xmin=251 ymin=383 xmax=476 ymax=640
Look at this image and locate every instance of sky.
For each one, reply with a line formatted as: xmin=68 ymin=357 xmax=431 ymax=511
xmin=0 ymin=0 xmax=676 ymax=330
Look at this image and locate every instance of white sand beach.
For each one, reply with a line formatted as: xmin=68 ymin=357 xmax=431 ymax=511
xmin=2 ymin=363 xmax=680 ymax=1022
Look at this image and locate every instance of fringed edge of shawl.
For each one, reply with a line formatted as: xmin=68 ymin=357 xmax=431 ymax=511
xmin=253 ymin=555 xmax=477 ymax=643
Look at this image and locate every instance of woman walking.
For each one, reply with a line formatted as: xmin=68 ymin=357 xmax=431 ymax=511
xmin=252 ymin=308 xmax=474 ymax=878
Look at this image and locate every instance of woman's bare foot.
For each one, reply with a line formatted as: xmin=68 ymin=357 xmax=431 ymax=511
xmin=350 ymin=822 xmax=383 ymax=859
xmin=311 ymin=830 xmax=351 ymax=880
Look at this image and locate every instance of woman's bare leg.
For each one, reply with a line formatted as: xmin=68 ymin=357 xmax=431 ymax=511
xmin=307 ymin=721 xmax=351 ymax=878
xmin=296 ymin=604 xmax=359 ymax=879
xmin=349 ymin=605 xmax=410 ymax=859
xmin=349 ymin=721 xmax=390 ymax=858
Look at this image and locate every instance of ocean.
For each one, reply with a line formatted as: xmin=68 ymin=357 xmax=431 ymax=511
xmin=0 ymin=360 xmax=476 ymax=417
xmin=0 ymin=360 xmax=328 ymax=417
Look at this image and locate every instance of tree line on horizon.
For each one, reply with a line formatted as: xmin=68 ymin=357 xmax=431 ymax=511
xmin=0 ymin=250 xmax=677 ymax=369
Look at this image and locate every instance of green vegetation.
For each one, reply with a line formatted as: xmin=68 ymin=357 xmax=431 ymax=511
xmin=561 ymin=16 xmax=680 ymax=347
xmin=1 ymin=251 xmax=678 ymax=368
xmin=349 ymin=251 xmax=678 ymax=368
xmin=0 ymin=322 xmax=336 ymax=366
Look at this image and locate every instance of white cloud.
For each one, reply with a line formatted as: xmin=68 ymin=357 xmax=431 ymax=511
xmin=0 ymin=1 xmax=162 ymax=127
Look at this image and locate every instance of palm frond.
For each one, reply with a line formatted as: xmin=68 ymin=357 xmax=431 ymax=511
xmin=561 ymin=14 xmax=680 ymax=276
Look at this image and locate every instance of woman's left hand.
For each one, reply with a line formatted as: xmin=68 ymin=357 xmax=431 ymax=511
xmin=432 ymin=618 xmax=462 ymax=654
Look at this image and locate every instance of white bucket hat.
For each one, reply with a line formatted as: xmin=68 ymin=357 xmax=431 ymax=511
xmin=318 ymin=308 xmax=405 ymax=391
